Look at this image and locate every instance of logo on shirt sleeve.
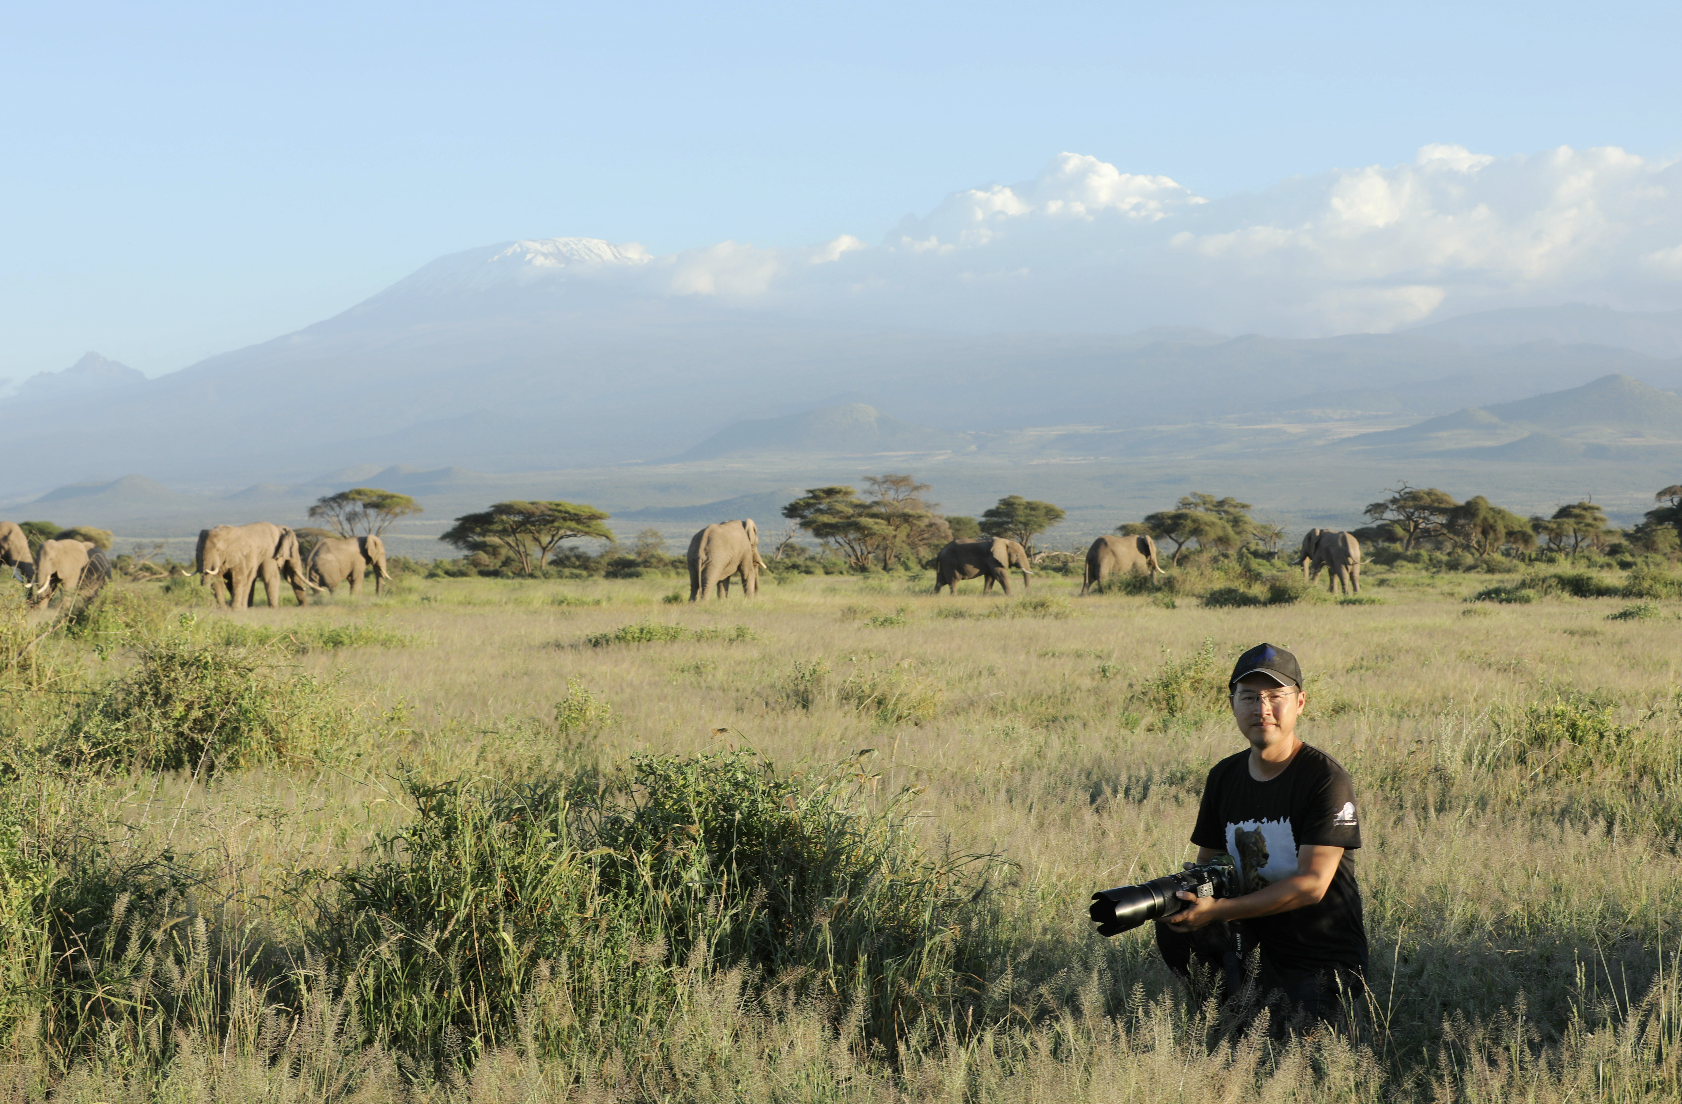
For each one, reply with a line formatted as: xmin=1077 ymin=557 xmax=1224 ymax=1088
xmin=1332 ymin=801 xmax=1357 ymax=827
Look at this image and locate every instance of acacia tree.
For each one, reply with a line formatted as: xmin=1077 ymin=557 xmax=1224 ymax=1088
xmin=864 ymin=474 xmax=949 ymax=568
xmin=1363 ymin=484 xmax=1458 ymax=551
xmin=310 ymin=488 xmax=424 ymax=537
xmin=783 ymin=476 xmax=950 ymax=569
xmin=440 ymin=500 xmax=612 ymax=575
xmin=1139 ymin=493 xmax=1254 ymax=564
xmin=979 ymin=495 xmax=1065 ymax=556
xmin=783 ymin=486 xmax=883 ymax=568
xmin=1443 ymin=496 xmax=1534 ymax=556
xmin=1531 ymin=501 xmax=1609 ymax=555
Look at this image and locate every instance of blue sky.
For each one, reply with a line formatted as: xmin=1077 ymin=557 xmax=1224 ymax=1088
xmin=4 ymin=0 xmax=1679 ymax=379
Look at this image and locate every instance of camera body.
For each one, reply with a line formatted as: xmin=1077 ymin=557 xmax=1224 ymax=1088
xmin=1090 ymin=854 xmax=1240 ymax=937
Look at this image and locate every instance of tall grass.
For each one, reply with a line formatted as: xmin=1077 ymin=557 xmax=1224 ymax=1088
xmin=9 ymin=569 xmax=1682 ymax=1099
xmin=312 ymin=751 xmax=990 ymax=1077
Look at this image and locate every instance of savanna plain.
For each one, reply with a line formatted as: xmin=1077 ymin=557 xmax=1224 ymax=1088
xmin=5 ymin=562 xmax=1682 ymax=1103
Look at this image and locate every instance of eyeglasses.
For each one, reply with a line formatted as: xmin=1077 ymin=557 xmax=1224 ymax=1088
xmin=1232 ymin=689 xmax=1300 ymax=708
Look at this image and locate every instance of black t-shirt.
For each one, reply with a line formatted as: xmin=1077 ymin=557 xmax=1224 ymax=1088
xmin=1191 ymin=743 xmax=1368 ymax=973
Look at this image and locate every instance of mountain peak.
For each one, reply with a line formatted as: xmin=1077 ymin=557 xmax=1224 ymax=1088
xmin=371 ymin=237 xmax=653 ymax=299
xmin=8 ymin=351 xmax=143 ymax=405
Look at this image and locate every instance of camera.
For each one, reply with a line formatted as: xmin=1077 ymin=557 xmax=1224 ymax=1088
xmin=1090 ymin=854 xmax=1239 ymax=936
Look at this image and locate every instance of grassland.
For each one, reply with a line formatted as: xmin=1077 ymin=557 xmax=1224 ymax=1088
xmin=5 ymin=561 xmax=1682 ymax=1101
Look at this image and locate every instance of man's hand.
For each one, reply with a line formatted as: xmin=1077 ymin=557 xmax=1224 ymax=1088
xmin=1165 ymin=890 xmax=1222 ymax=931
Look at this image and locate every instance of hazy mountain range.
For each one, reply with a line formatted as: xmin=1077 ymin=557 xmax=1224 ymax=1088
xmin=5 ymin=235 xmax=1682 ymax=552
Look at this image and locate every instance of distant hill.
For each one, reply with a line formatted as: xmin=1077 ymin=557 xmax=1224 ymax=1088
xmin=8 ymin=351 xmax=144 ymax=405
xmin=32 ymin=474 xmax=202 ymax=510
xmin=1341 ymin=374 xmax=1682 ymax=460
xmin=671 ymin=404 xmax=972 ymax=461
xmin=1408 ymin=304 xmax=1682 ymax=359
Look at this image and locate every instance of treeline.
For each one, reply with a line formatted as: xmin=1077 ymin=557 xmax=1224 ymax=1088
xmin=422 ymin=476 xmax=1682 ymax=580
xmin=427 ymin=476 xmax=1068 ymax=578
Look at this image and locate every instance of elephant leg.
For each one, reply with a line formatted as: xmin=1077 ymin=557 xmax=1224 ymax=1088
xmin=1351 ymin=564 xmax=1361 ymax=593
xmin=230 ymin=567 xmax=252 ymax=610
xmin=348 ymin=563 xmax=362 ymax=597
xmin=261 ymin=562 xmax=282 ymax=608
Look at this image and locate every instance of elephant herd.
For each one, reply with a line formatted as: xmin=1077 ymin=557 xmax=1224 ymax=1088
xmin=0 ymin=521 xmax=113 ymax=608
xmin=5 ymin=511 xmax=1361 ymax=610
xmin=0 ymin=517 xmax=392 ymax=611
xmin=194 ymin=523 xmax=392 ymax=610
xmin=684 ymin=519 xmax=1362 ymax=600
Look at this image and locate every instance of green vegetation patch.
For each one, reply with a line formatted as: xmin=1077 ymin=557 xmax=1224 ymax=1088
xmin=1469 ymin=585 xmax=1536 ymax=604
xmin=1132 ymin=639 xmax=1226 ymax=722
xmin=1608 ymin=602 xmax=1662 ymax=622
xmin=213 ymin=620 xmax=415 ymax=652
xmin=67 ymin=628 xmax=350 ymax=771
xmin=584 ymin=620 xmax=759 ymax=647
xmin=315 ymin=751 xmax=990 ymax=1075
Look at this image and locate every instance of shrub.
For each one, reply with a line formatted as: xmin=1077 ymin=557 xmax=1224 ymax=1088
xmin=315 ymin=752 xmax=989 ymax=1074
xmin=867 ymin=608 xmax=909 ymax=627
xmin=1201 ymin=586 xmax=1263 ymax=609
xmin=1012 ymin=594 xmax=1073 ymax=618
xmin=1469 ymin=585 xmax=1535 ymax=604
xmin=1092 ymin=570 xmax=1156 ymax=595
xmin=1493 ymin=690 xmax=1643 ymax=780
xmin=67 ymin=624 xmax=349 ymax=771
xmin=1622 ymin=566 xmax=1682 ymax=599
xmin=1608 ymin=602 xmax=1661 ymax=622
xmin=583 ymin=621 xmax=758 ymax=647
xmin=553 ymin=678 xmax=612 ymax=735
xmin=1264 ymin=573 xmax=1313 ymax=605
xmin=782 ymin=660 xmax=831 ymax=709
xmin=552 ymin=594 xmax=608 ymax=607
xmin=213 ymin=620 xmax=414 ymax=652
xmin=1133 ymin=639 xmax=1225 ymax=720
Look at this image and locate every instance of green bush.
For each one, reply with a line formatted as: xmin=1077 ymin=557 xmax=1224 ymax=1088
xmin=1201 ymin=586 xmax=1264 ymax=609
xmin=1493 ymin=690 xmax=1644 ymax=780
xmin=1608 ymin=602 xmax=1661 ymax=622
xmin=213 ymin=620 xmax=414 ymax=652
xmin=1469 ymin=585 xmax=1536 ymax=604
xmin=67 ymin=625 xmax=350 ymax=771
xmin=1133 ymin=639 xmax=1225 ymax=721
xmin=315 ymin=752 xmax=990 ymax=1075
xmin=584 ymin=620 xmax=758 ymax=647
xmin=1622 ymin=566 xmax=1682 ymax=599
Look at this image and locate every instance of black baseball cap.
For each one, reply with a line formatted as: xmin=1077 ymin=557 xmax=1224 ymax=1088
xmin=1228 ymin=643 xmax=1302 ymax=691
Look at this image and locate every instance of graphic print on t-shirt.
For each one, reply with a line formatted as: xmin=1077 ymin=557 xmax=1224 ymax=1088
xmin=1226 ymin=819 xmax=1298 ymax=893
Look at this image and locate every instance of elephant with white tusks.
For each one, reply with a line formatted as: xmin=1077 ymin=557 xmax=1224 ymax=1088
xmin=934 ymin=537 xmax=1032 ymax=596
xmin=0 ymin=521 xmax=34 ymax=583
xmin=1081 ymin=534 xmax=1163 ymax=595
xmin=1297 ymin=529 xmax=1362 ymax=594
xmin=30 ymin=539 xmax=110 ymax=608
xmin=688 ymin=520 xmax=762 ymax=601
xmin=308 ymin=535 xmax=392 ymax=596
xmin=197 ymin=523 xmax=325 ymax=610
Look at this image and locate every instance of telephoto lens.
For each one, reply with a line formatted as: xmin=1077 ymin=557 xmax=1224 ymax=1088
xmin=1089 ymin=855 xmax=1238 ymax=938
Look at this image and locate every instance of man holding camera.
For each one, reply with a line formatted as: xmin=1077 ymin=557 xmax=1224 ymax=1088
xmin=1157 ymin=642 xmax=1368 ymax=1030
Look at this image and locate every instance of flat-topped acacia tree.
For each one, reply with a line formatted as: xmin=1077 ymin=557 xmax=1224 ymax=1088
xmin=310 ymin=488 xmax=423 ymax=537
xmin=441 ymin=501 xmax=613 ymax=575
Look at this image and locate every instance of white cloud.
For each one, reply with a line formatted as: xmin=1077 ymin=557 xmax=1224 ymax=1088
xmin=411 ymin=146 xmax=1682 ymax=335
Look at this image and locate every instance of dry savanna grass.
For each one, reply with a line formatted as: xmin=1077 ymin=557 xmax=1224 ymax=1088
xmin=6 ymin=560 xmax=1682 ymax=1101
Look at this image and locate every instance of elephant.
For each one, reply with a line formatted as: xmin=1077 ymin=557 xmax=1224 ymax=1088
xmin=308 ymin=535 xmax=391 ymax=596
xmin=1297 ymin=529 xmax=1362 ymax=594
xmin=688 ymin=520 xmax=761 ymax=601
xmin=1080 ymin=534 xmax=1163 ymax=595
xmin=30 ymin=539 xmax=109 ymax=608
xmin=934 ymin=537 xmax=1032 ymax=596
xmin=0 ymin=521 xmax=33 ymax=582
xmin=197 ymin=523 xmax=323 ymax=610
